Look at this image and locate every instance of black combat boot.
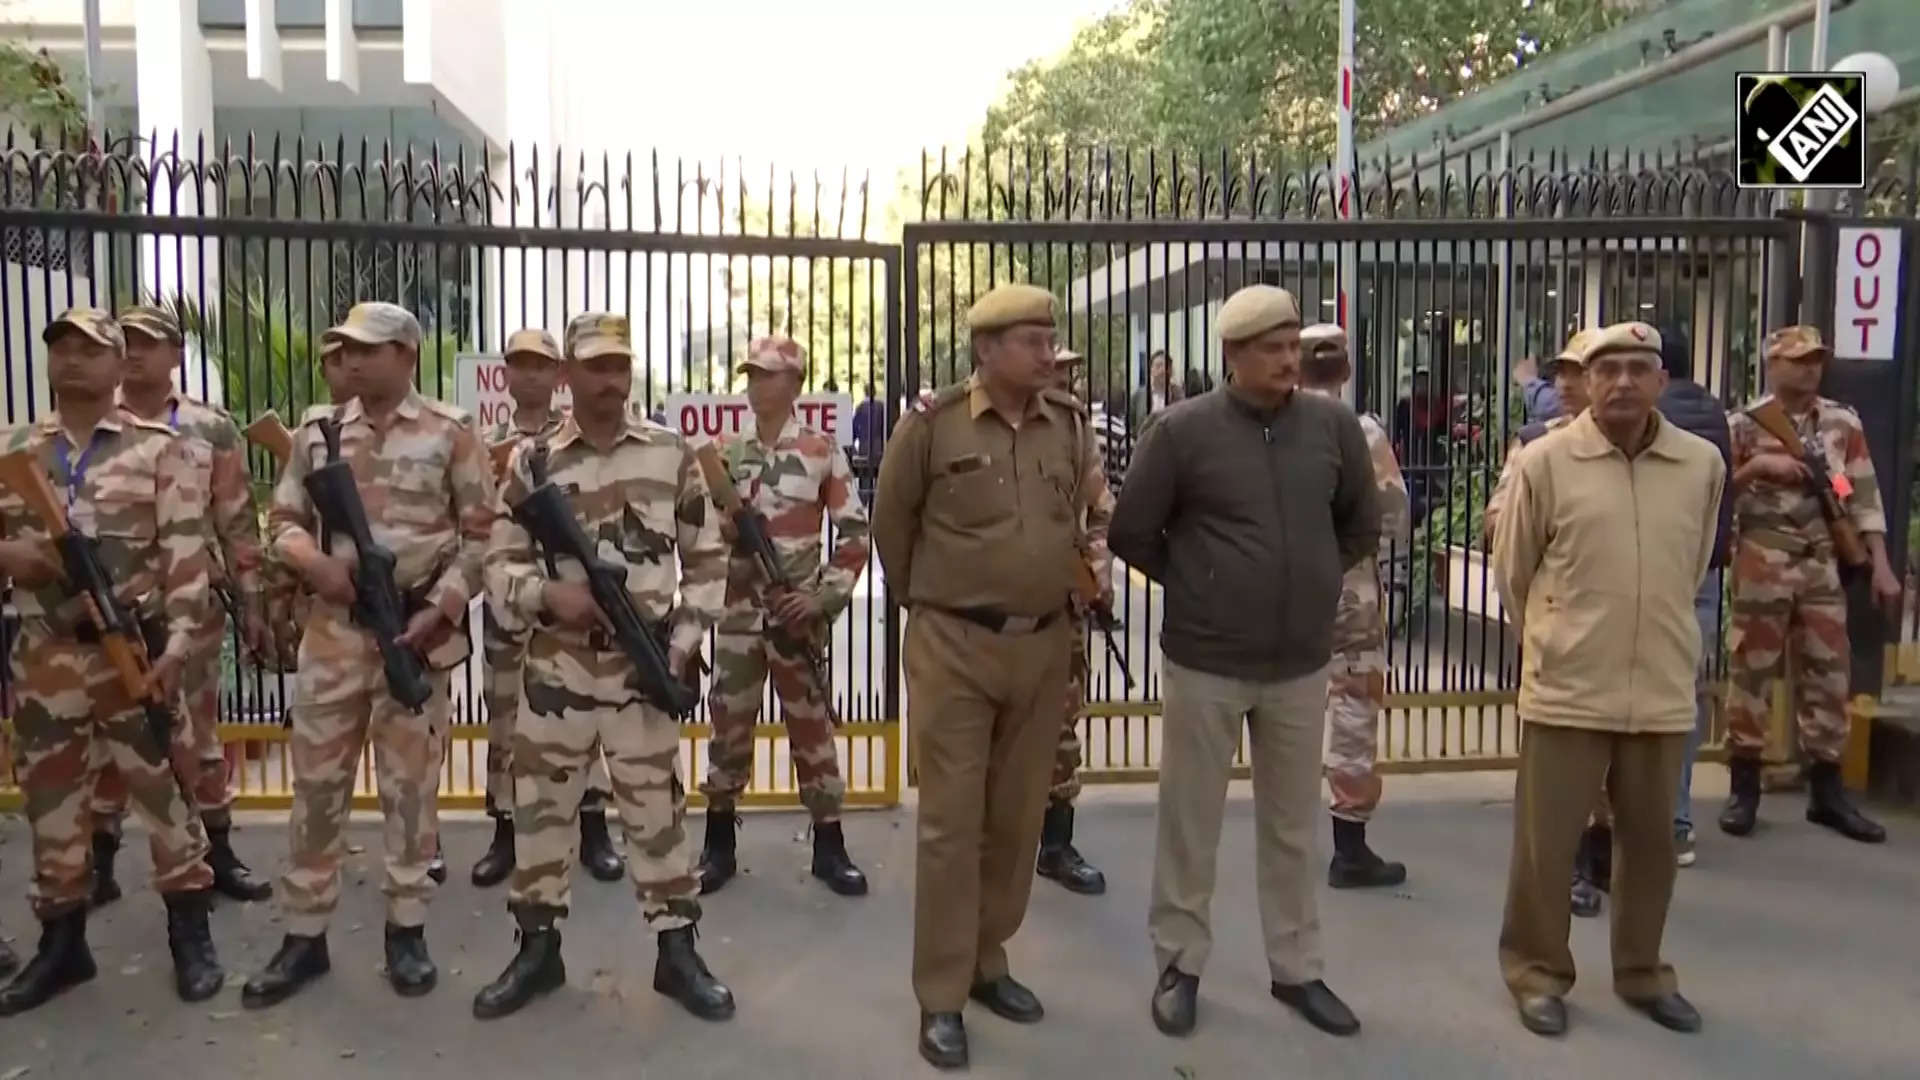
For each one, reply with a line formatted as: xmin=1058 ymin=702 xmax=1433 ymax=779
xmin=1719 ymin=756 xmax=1761 ymax=836
xmin=0 ymin=908 xmax=97 ymax=1016
xmin=90 ymin=831 xmax=122 ymax=907
xmin=1569 ymin=828 xmax=1603 ymax=919
xmin=653 ymin=924 xmax=735 ymax=1020
xmin=473 ymin=904 xmax=566 ymax=1020
xmin=696 ymin=808 xmax=739 ymax=895
xmin=1035 ymin=801 xmax=1107 ymax=895
xmin=1806 ymin=761 xmax=1886 ymax=843
xmin=164 ymin=889 xmax=225 ymax=1002
xmin=1587 ymin=824 xmax=1613 ymax=894
xmin=242 ymin=933 xmax=330 ymax=1009
xmin=471 ymin=812 xmax=516 ymax=888
xmin=384 ymin=923 xmax=438 ymax=997
xmin=810 ymin=821 xmax=869 ymax=896
xmin=1327 ymin=816 xmax=1408 ymax=889
xmin=579 ymin=807 xmax=626 ymax=883
xmin=205 ymin=823 xmax=273 ymax=902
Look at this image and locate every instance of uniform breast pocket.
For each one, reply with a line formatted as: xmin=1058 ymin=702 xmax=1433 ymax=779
xmin=618 ymin=499 xmax=676 ymax=567
xmin=90 ymin=491 xmax=158 ymax=543
xmin=385 ymin=465 xmax=447 ymax=528
xmin=933 ymin=454 xmax=1010 ymax=529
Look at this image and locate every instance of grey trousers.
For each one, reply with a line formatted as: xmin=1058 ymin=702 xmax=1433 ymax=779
xmin=1149 ymin=657 xmax=1331 ymax=985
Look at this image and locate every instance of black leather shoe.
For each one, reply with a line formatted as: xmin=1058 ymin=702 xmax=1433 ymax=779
xmin=1150 ymin=964 xmax=1198 ymax=1036
xmin=1271 ymin=979 xmax=1359 ymax=1036
xmin=696 ymin=809 xmax=739 ymax=895
xmin=969 ymin=974 xmax=1043 ymax=1023
xmin=0 ymin=909 xmax=97 ymax=1016
xmin=384 ymin=923 xmax=438 ymax=997
xmin=1719 ymin=756 xmax=1761 ymax=837
xmin=90 ymin=831 xmax=122 ymax=908
xmin=473 ymin=906 xmax=566 ymax=1020
xmin=206 ymin=824 xmax=274 ymax=902
xmin=1517 ymin=994 xmax=1568 ymax=1036
xmin=1806 ymin=761 xmax=1886 ymax=843
xmin=1036 ymin=802 xmax=1107 ymax=895
xmin=918 ymin=1011 xmax=968 ymax=1070
xmin=579 ymin=809 xmax=627 ymax=882
xmin=1627 ymin=991 xmax=1702 ymax=1032
xmin=1570 ymin=874 xmax=1603 ymax=918
xmin=653 ymin=925 xmax=735 ymax=1020
xmin=471 ymin=814 xmax=516 ymax=888
xmin=242 ymin=933 xmax=330 ymax=1009
xmin=1328 ymin=817 xmax=1407 ymax=889
xmin=164 ymin=889 xmax=225 ymax=1002
xmin=810 ymin=822 xmax=869 ymax=897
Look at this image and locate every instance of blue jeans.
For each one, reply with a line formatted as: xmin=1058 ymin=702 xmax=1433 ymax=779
xmin=1675 ymin=572 xmax=1723 ymax=832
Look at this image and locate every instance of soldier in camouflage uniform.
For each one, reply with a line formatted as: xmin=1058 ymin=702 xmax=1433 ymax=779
xmin=1720 ymin=325 xmax=1901 ymax=844
xmin=1033 ymin=345 xmax=1111 ymax=895
xmin=242 ymin=302 xmax=494 ymax=1009
xmin=259 ymin=340 xmax=352 ymax=674
xmin=0 ymin=308 xmax=225 ymax=1014
xmin=1484 ymin=331 xmax=1619 ymax=917
xmin=85 ymin=304 xmax=275 ymax=909
xmin=473 ymin=312 xmax=734 ymax=1022
xmin=1297 ymin=325 xmax=1410 ymax=888
xmin=695 ymin=335 xmax=871 ymax=898
xmin=470 ymin=328 xmax=625 ymax=890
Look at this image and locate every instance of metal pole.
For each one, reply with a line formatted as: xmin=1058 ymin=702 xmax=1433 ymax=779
xmin=82 ymin=0 xmax=103 ymax=136
xmin=1806 ymin=0 xmax=1836 ymax=212
xmin=1335 ymin=0 xmax=1358 ymax=405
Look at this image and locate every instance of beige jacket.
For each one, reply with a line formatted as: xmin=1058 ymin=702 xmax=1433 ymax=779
xmin=1492 ymin=410 xmax=1725 ymax=734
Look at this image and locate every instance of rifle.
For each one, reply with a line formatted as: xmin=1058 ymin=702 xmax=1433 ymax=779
xmin=244 ymin=411 xmax=294 ymax=467
xmin=0 ymin=451 xmax=195 ymax=799
xmin=302 ymin=417 xmax=434 ymax=711
xmin=1073 ymin=552 xmax=1134 ymax=691
xmin=488 ymin=439 xmax=517 ymax=484
xmin=693 ymin=444 xmax=840 ymax=725
xmin=508 ymin=449 xmax=702 ymax=719
xmin=1745 ymin=399 xmax=1870 ymax=569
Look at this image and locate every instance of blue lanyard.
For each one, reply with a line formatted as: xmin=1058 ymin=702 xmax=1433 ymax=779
xmin=54 ymin=428 xmax=110 ymax=508
xmin=168 ymin=400 xmax=179 ymax=430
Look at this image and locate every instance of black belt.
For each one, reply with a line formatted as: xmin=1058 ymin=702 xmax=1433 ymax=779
xmin=926 ymin=605 xmax=1061 ymax=635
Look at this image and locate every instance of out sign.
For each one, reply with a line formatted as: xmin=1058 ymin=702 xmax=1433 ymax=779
xmin=1833 ymin=227 xmax=1904 ymax=361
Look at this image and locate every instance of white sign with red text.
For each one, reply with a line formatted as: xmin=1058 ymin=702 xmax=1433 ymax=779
xmin=665 ymin=394 xmax=856 ymax=448
xmin=1833 ymin=227 xmax=1904 ymax=361
xmin=454 ymin=353 xmax=574 ymax=429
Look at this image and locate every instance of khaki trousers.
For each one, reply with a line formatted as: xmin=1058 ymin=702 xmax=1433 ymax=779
xmin=1149 ymin=657 xmax=1330 ymax=985
xmin=907 ymin=607 xmax=1072 ymax=1013
xmin=1499 ymin=722 xmax=1687 ymax=1001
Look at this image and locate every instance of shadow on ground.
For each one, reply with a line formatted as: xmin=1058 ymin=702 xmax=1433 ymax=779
xmin=1 ymin=770 xmax=1914 ymax=1079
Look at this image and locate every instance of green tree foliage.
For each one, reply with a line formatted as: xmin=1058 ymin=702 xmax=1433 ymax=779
xmin=984 ymin=0 xmax=1632 ymax=157
xmin=0 ymin=43 xmax=85 ymax=136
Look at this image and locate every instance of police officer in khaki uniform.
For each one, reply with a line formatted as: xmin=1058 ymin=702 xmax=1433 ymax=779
xmin=873 ymin=283 xmax=1094 ymax=1071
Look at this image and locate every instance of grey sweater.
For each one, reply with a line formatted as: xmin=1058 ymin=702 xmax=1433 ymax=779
xmin=1110 ymin=386 xmax=1381 ymax=683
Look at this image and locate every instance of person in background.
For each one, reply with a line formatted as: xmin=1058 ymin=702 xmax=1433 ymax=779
xmin=1129 ymin=351 xmax=1177 ymax=429
xmin=1492 ymin=322 xmax=1722 ymax=1039
xmin=1511 ymin=354 xmax=1561 ymax=426
xmin=1651 ymin=325 xmax=1732 ymax=868
xmin=851 ymin=381 xmax=888 ymax=505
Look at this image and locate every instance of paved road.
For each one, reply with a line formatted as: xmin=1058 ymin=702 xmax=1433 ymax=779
xmin=2 ymin=770 xmax=1914 ymax=1079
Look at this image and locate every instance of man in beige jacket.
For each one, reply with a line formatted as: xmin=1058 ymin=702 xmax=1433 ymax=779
xmin=1491 ymin=322 xmax=1724 ymax=1039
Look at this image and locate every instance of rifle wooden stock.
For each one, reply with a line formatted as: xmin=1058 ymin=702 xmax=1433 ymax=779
xmin=244 ymin=411 xmax=294 ymax=466
xmin=694 ymin=444 xmax=744 ymax=514
xmin=1745 ymin=400 xmax=1871 ymax=568
xmin=488 ymin=439 xmax=517 ymax=484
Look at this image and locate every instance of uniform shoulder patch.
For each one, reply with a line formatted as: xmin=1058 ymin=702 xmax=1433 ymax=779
xmin=1041 ymin=387 xmax=1087 ymax=415
xmin=419 ymin=397 xmax=472 ymax=425
xmin=1817 ymin=395 xmax=1860 ymax=419
xmin=922 ymin=381 xmax=970 ymax=413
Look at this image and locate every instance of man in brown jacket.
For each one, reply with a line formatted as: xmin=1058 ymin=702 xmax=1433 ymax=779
xmin=1111 ymin=285 xmax=1380 ymax=1040
xmin=1492 ymin=321 xmax=1724 ymax=1038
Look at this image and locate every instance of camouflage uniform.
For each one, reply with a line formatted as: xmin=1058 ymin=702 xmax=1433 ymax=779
xmin=264 ymin=349 xmax=492 ymax=937
xmin=0 ymin=408 xmax=216 ymax=917
xmin=1726 ymin=392 xmax=1883 ymax=761
xmin=91 ymin=384 xmax=263 ymax=849
xmin=701 ymin=412 xmax=869 ymax=821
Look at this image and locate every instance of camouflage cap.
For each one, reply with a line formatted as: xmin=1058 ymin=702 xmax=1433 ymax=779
xmin=323 ymin=301 xmax=422 ymax=349
xmin=1578 ymin=321 xmax=1662 ymax=366
xmin=736 ymin=334 xmax=805 ymax=375
xmin=967 ymin=283 xmax=1056 ymax=333
xmin=1217 ymin=285 xmax=1302 ymax=343
xmin=1299 ymin=322 xmax=1348 ymax=356
xmin=504 ymin=327 xmax=561 ymax=363
xmin=117 ymin=304 xmax=183 ymax=344
xmin=1053 ymin=345 xmax=1084 ymax=365
xmin=566 ymin=311 xmax=634 ymax=361
xmin=43 ymin=307 xmax=125 ymax=351
xmin=1764 ymin=324 xmax=1829 ymax=362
